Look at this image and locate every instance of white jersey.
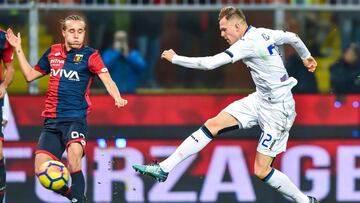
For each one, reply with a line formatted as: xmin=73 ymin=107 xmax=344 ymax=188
xmin=172 ymin=26 xmax=311 ymax=102
xmin=227 ymin=26 xmax=310 ymax=101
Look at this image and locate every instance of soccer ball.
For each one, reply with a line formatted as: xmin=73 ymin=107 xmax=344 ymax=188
xmin=37 ymin=160 xmax=69 ymax=190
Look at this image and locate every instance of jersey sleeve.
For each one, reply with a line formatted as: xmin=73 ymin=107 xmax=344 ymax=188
xmin=225 ymin=39 xmax=255 ymax=63
xmin=2 ymin=41 xmax=13 ymax=63
xmin=270 ymin=29 xmax=298 ymax=45
xmin=88 ymin=51 xmax=109 ymax=74
xmin=34 ymin=48 xmax=51 ymax=75
xmin=269 ymin=29 xmax=311 ymax=59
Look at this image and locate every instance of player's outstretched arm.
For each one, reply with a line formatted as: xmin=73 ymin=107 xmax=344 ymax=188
xmin=98 ymin=72 xmax=128 ymax=108
xmin=161 ymin=49 xmax=232 ymax=70
xmin=6 ymin=28 xmax=43 ymax=82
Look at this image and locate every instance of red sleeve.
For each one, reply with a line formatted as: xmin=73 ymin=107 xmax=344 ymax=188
xmin=34 ymin=47 xmax=51 ymax=75
xmin=2 ymin=41 xmax=13 ymax=63
xmin=88 ymin=51 xmax=108 ymax=74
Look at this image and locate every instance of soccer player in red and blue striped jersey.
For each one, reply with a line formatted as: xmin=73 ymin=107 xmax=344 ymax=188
xmin=6 ymin=15 xmax=127 ymax=202
xmin=0 ymin=28 xmax=15 ymax=203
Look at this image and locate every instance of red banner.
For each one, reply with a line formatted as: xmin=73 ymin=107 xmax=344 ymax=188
xmin=3 ymin=138 xmax=360 ymax=202
xmin=10 ymin=94 xmax=360 ymax=126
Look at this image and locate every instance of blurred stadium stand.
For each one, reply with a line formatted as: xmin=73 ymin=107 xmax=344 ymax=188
xmin=0 ymin=2 xmax=359 ymax=203
xmin=1 ymin=0 xmax=360 ymax=6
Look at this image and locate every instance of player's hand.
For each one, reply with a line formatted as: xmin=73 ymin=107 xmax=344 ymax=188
xmin=161 ymin=49 xmax=176 ymax=62
xmin=303 ymin=56 xmax=317 ymax=72
xmin=5 ymin=28 xmax=22 ymax=49
xmin=115 ymin=97 xmax=128 ymax=108
xmin=0 ymin=85 xmax=6 ymax=99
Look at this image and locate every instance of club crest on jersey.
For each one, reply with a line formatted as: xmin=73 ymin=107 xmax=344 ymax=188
xmin=74 ymin=54 xmax=83 ymax=63
xmin=262 ymin=33 xmax=270 ymax=41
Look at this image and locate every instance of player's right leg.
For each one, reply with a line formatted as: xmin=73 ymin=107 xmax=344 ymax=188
xmin=133 ymin=110 xmax=239 ymax=182
xmin=34 ymin=153 xmax=53 ymax=175
xmin=35 ymin=118 xmax=73 ymax=201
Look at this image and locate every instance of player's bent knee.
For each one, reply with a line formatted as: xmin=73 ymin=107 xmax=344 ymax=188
xmin=204 ymin=118 xmax=222 ymax=136
xmin=34 ymin=153 xmax=53 ymax=174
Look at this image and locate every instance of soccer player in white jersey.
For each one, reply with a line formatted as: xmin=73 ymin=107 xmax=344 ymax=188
xmin=133 ymin=6 xmax=319 ymax=203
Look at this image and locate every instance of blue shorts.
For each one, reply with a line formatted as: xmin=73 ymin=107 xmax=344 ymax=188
xmin=35 ymin=117 xmax=87 ymax=161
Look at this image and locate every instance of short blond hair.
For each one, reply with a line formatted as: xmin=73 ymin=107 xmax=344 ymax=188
xmin=60 ymin=15 xmax=86 ymax=31
xmin=218 ymin=6 xmax=246 ymax=22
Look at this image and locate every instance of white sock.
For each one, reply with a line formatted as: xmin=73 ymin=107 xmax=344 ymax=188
xmin=160 ymin=126 xmax=213 ymax=173
xmin=264 ymin=168 xmax=309 ymax=203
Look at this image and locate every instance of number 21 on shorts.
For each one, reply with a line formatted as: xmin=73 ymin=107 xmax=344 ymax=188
xmin=259 ymin=131 xmax=273 ymax=148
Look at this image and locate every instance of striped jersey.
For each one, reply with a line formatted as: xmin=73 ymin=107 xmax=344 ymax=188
xmin=35 ymin=44 xmax=108 ymax=118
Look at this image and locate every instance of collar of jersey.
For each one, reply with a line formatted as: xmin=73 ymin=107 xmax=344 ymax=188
xmin=244 ymin=25 xmax=252 ymax=36
xmin=62 ymin=43 xmax=85 ymax=54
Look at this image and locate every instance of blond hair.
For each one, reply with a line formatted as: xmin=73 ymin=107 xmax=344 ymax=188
xmin=218 ymin=6 xmax=246 ymax=23
xmin=60 ymin=15 xmax=86 ymax=31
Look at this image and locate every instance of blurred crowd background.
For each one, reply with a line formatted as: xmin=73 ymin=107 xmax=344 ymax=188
xmin=1 ymin=0 xmax=360 ymax=97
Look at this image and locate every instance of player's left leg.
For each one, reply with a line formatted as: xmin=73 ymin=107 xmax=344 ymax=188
xmin=133 ymin=93 xmax=259 ymax=182
xmin=133 ymin=110 xmax=239 ymax=182
xmin=67 ymin=143 xmax=86 ymax=203
xmin=256 ymin=97 xmax=319 ymax=203
xmin=64 ymin=118 xmax=87 ymax=203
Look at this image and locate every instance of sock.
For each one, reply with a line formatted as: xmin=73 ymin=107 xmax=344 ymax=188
xmin=263 ymin=168 xmax=309 ymax=203
xmin=70 ymin=171 xmax=85 ymax=202
xmin=54 ymin=185 xmax=72 ymax=200
xmin=160 ymin=126 xmax=213 ymax=173
xmin=0 ymin=158 xmax=5 ymax=203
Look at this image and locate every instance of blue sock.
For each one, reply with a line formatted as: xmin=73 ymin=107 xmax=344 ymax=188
xmin=70 ymin=171 xmax=85 ymax=202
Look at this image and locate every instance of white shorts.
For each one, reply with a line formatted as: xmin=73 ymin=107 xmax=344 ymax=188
xmin=223 ymin=92 xmax=296 ymax=157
